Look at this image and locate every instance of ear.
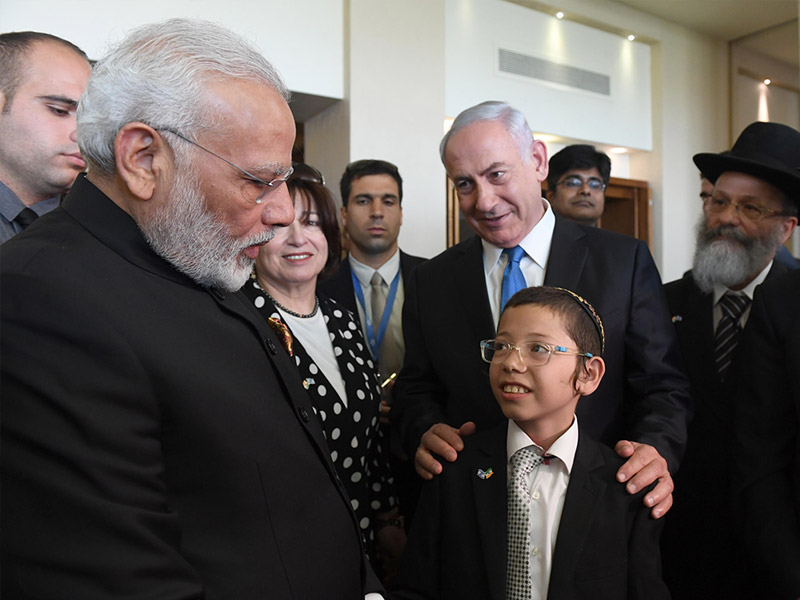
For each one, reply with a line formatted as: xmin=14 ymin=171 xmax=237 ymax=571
xmin=778 ymin=216 xmax=798 ymax=245
xmin=530 ymin=139 xmax=549 ymax=183
xmin=575 ymin=356 xmax=605 ymax=396
xmin=0 ymin=91 xmax=6 ymax=113
xmin=114 ymin=122 xmax=172 ymax=201
xmin=340 ymin=204 xmax=348 ymax=227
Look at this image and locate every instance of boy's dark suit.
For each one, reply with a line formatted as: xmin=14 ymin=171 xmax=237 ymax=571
xmin=394 ymin=424 xmax=669 ymax=600
xmin=394 ymin=217 xmax=691 ymax=472
xmin=317 ymin=250 xmax=426 ymax=324
xmin=660 ymin=263 xmax=787 ymax=599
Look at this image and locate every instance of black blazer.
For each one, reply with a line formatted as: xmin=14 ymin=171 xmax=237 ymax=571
xmin=661 ymin=265 xmax=788 ymax=599
xmin=394 ymin=424 xmax=669 ymax=600
xmin=733 ymin=269 xmax=800 ymax=599
xmin=317 ymin=250 xmax=427 ymax=327
xmin=0 ymin=176 xmax=377 ymax=599
xmin=393 ymin=217 xmax=692 ymax=472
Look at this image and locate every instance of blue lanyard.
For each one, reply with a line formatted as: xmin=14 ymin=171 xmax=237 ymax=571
xmin=352 ymin=269 xmax=401 ymax=360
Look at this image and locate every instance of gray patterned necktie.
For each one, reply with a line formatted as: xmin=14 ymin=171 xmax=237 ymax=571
xmin=507 ymin=446 xmax=543 ymax=600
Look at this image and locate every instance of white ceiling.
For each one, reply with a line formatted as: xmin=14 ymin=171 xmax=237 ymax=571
xmin=613 ymin=0 xmax=798 ymax=65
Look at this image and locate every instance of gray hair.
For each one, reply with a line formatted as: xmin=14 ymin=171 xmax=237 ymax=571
xmin=77 ymin=18 xmax=290 ymax=176
xmin=439 ymin=101 xmax=534 ymax=165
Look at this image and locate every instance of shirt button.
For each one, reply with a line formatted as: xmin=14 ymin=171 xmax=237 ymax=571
xmin=532 ymin=491 xmax=541 ymax=500
xmin=531 ymin=547 xmax=539 ymax=557
xmin=298 ymin=406 xmax=310 ymax=422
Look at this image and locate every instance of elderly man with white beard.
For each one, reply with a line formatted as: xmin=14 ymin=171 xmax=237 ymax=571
xmin=660 ymin=121 xmax=800 ymax=600
xmin=1 ymin=19 xmax=383 ymax=599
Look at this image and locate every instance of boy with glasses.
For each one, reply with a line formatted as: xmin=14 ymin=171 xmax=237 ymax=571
xmin=395 ymin=286 xmax=669 ymax=600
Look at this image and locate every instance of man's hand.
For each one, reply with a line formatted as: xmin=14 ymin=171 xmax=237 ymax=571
xmin=615 ymin=440 xmax=673 ymax=519
xmin=414 ymin=421 xmax=476 ymax=479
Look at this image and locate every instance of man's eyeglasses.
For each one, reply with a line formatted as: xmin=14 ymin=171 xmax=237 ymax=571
xmin=480 ymin=339 xmax=593 ymax=366
xmin=555 ymin=175 xmax=606 ymax=191
xmin=158 ymin=128 xmax=293 ymax=205
xmin=702 ymin=195 xmax=790 ymax=223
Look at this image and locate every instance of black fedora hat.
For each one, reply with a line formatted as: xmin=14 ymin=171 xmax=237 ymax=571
xmin=693 ymin=121 xmax=800 ymax=203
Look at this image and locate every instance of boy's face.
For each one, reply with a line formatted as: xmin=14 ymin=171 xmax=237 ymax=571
xmin=490 ymin=304 xmax=584 ymax=437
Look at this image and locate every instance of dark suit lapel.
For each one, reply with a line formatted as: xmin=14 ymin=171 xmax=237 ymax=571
xmin=542 ymin=218 xmax=589 ymax=291
xmin=470 ymin=427 xmax=508 ymax=600
xmin=548 ymin=431 xmax=606 ymax=592
xmin=454 ymin=236 xmax=498 ymax=338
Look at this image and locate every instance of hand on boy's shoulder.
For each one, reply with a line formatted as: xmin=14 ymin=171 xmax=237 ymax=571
xmin=614 ymin=440 xmax=673 ymax=519
xmin=414 ymin=421 xmax=476 ymax=479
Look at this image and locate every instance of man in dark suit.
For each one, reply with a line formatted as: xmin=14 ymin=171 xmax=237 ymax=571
xmin=0 ymin=31 xmax=91 ymax=243
xmin=733 ymin=269 xmax=800 ymax=600
xmin=392 ymin=100 xmax=692 ymax=519
xmin=1 ymin=19 xmax=381 ymax=599
xmin=319 ymin=159 xmax=425 ymax=390
xmin=662 ymin=122 xmax=800 ymax=599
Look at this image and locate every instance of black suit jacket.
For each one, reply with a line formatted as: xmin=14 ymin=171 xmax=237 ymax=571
xmin=732 ymin=270 xmax=800 ymax=599
xmin=317 ymin=250 xmax=427 ymax=326
xmin=661 ymin=265 xmax=788 ymax=599
xmin=1 ymin=176 xmax=377 ymax=599
xmin=393 ymin=217 xmax=692 ymax=472
xmin=394 ymin=424 xmax=669 ymax=600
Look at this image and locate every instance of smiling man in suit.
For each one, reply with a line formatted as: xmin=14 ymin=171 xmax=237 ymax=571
xmin=1 ymin=19 xmax=380 ymax=599
xmin=661 ymin=122 xmax=800 ymax=599
xmin=392 ymin=100 xmax=692 ymax=519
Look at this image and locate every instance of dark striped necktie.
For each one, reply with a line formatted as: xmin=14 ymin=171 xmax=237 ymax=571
xmin=713 ymin=292 xmax=750 ymax=380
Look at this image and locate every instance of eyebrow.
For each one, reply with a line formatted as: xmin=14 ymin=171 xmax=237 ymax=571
xmin=246 ymin=162 xmax=291 ymax=178
xmin=38 ymin=95 xmax=79 ymax=108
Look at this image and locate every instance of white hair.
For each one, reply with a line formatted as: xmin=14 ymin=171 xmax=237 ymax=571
xmin=439 ymin=100 xmax=534 ymax=164
xmin=77 ymin=18 xmax=290 ymax=175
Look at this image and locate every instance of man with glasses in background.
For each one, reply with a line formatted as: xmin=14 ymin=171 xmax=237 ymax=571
xmin=1 ymin=19 xmax=382 ymax=599
xmin=546 ymin=144 xmax=611 ymax=227
xmin=661 ymin=121 xmax=800 ymax=600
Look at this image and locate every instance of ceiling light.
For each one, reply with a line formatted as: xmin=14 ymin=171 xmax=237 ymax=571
xmin=609 ymin=147 xmax=629 ymax=154
xmin=763 ymin=78 xmax=771 ymax=85
xmin=627 ymin=34 xmax=636 ymax=42
xmin=555 ymin=11 xmax=564 ymax=19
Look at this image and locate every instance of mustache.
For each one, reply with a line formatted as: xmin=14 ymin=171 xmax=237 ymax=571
xmin=699 ymin=224 xmax=753 ymax=248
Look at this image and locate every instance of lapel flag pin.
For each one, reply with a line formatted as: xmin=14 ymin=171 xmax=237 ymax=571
xmin=671 ymin=315 xmax=683 ymax=323
xmin=477 ymin=468 xmax=494 ymax=480
xmin=302 ymin=378 xmax=315 ymax=390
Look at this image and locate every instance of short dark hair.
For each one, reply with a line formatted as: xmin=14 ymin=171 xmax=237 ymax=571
xmin=340 ymin=159 xmax=403 ymax=206
xmin=287 ymin=169 xmax=342 ymax=280
xmin=502 ymin=286 xmax=604 ymax=388
xmin=0 ymin=31 xmax=88 ymax=112
xmin=547 ymin=144 xmax=611 ymax=191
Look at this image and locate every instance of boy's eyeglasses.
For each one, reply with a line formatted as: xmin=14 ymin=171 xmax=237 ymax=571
xmin=555 ymin=175 xmax=606 ymax=191
xmin=480 ymin=339 xmax=593 ymax=366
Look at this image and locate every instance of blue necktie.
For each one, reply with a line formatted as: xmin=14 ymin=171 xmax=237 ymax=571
xmin=501 ymin=246 xmax=527 ymax=311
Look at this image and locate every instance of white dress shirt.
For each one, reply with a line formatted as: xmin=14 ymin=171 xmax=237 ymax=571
xmin=483 ymin=199 xmax=556 ymax=327
xmin=506 ymin=417 xmax=578 ymax=600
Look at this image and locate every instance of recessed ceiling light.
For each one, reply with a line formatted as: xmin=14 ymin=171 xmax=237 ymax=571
xmin=627 ymin=34 xmax=636 ymax=42
xmin=609 ymin=147 xmax=629 ymax=154
xmin=555 ymin=11 xmax=565 ymax=19
xmin=763 ymin=78 xmax=771 ymax=85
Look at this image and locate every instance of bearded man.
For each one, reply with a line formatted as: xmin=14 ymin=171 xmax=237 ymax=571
xmin=1 ymin=19 xmax=382 ymax=599
xmin=660 ymin=121 xmax=800 ymax=600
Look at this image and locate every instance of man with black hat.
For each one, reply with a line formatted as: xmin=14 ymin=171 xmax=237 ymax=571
xmin=661 ymin=121 xmax=800 ymax=599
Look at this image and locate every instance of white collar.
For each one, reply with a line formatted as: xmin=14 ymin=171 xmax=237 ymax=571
xmin=482 ymin=198 xmax=555 ymax=275
xmin=506 ymin=415 xmax=578 ymax=475
xmin=349 ymin=249 xmax=401 ymax=286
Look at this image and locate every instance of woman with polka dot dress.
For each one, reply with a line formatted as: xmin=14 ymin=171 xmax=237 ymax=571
xmin=242 ymin=163 xmax=402 ymax=571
